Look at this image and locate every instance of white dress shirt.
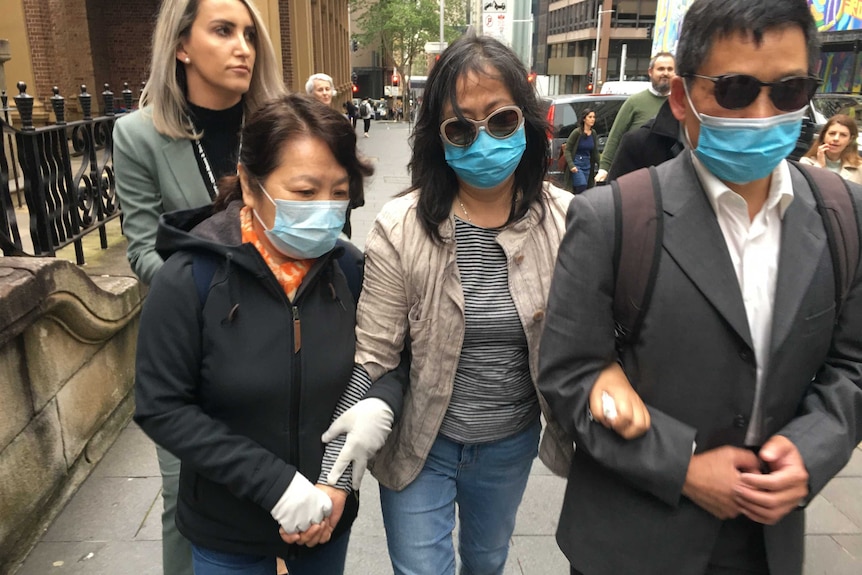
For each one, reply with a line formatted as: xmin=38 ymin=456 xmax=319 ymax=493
xmin=691 ymin=155 xmax=795 ymax=445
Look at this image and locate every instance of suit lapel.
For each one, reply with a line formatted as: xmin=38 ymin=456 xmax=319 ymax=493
xmin=770 ymin=169 xmax=826 ymax=353
xmin=161 ymin=139 xmax=211 ymax=209
xmin=659 ymin=153 xmax=753 ymax=348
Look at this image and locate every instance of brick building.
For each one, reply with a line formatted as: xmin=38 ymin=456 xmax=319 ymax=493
xmin=0 ymin=0 xmax=353 ymax=119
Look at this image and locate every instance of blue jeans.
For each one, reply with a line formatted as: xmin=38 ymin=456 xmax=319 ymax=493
xmin=379 ymin=419 xmax=540 ymax=575
xmin=191 ymin=530 xmax=350 ymax=575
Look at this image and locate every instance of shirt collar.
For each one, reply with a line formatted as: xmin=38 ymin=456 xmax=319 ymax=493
xmin=691 ymin=154 xmax=794 ymax=219
xmin=647 ymin=85 xmax=669 ymax=98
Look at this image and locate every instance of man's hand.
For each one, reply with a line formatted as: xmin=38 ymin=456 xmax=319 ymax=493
xmin=279 ymin=485 xmax=349 ymax=547
xmin=735 ymin=435 xmax=809 ymax=525
xmin=570 ymin=166 xmax=579 ymax=173
xmin=682 ymin=446 xmax=762 ymax=520
xmin=595 ymin=168 xmax=609 ymax=182
xmin=588 ymin=363 xmax=650 ymax=439
xmin=322 ymin=398 xmax=394 ymax=489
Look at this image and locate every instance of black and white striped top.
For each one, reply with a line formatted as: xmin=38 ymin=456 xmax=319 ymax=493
xmin=439 ymin=217 xmax=539 ymax=444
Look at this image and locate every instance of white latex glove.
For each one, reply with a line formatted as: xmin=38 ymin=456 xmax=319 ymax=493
xmin=595 ymin=168 xmax=609 ymax=182
xmin=270 ymin=472 xmax=332 ymax=533
xmin=322 ymin=398 xmax=394 ymax=489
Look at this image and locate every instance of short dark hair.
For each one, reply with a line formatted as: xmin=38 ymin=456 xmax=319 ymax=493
xmin=649 ymin=52 xmax=675 ymax=69
xmin=407 ymin=33 xmax=549 ymax=242
xmin=215 ymin=94 xmax=373 ymax=211
xmin=676 ymin=0 xmax=818 ymax=77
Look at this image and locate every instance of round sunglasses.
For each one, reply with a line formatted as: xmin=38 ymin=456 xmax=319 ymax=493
xmin=684 ymin=73 xmax=821 ymax=112
xmin=439 ymin=105 xmax=524 ymax=147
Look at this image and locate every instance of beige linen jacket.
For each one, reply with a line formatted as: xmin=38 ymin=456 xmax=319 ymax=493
xmin=359 ymin=184 xmax=575 ymax=490
xmin=799 ymin=155 xmax=862 ymax=185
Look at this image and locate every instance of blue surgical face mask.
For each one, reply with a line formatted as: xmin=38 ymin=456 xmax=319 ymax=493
xmin=683 ymin=83 xmax=805 ymax=184
xmin=443 ymin=125 xmax=527 ymax=189
xmin=254 ymin=183 xmax=348 ymax=260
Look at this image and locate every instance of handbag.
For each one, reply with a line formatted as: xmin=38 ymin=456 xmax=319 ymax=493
xmin=556 ymin=143 xmax=567 ymax=172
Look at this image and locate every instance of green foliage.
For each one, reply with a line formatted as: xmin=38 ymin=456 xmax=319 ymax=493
xmin=351 ymin=0 xmax=466 ymax=72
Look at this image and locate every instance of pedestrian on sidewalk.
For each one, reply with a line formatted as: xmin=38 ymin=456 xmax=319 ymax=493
xmin=134 ymin=94 xmax=376 ymax=575
xmin=306 ymin=72 xmax=335 ymax=107
xmin=112 ymin=1 xmax=283 ymax=573
xmin=359 ymin=97 xmax=373 ymax=137
xmin=318 ymin=34 xmax=648 ymax=575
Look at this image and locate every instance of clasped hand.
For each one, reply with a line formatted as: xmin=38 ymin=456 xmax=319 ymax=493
xmin=279 ymin=484 xmax=348 ymax=548
xmin=682 ymin=435 xmax=809 ymax=524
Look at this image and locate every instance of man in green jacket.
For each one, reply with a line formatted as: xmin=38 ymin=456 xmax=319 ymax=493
xmin=595 ymin=52 xmax=675 ymax=182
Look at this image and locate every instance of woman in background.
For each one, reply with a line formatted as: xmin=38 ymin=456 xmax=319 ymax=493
xmin=306 ymin=73 xmax=336 ymax=107
xmin=113 ymin=0 xmax=283 ymax=572
xmin=800 ymin=113 xmax=862 ymax=184
xmin=564 ymin=108 xmax=599 ymax=193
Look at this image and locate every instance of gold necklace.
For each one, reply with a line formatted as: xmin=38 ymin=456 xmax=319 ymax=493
xmin=458 ymin=197 xmax=472 ymax=222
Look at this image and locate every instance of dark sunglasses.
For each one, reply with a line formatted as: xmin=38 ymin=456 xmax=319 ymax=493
xmin=684 ymin=73 xmax=821 ymax=112
xmin=439 ymin=105 xmax=524 ymax=147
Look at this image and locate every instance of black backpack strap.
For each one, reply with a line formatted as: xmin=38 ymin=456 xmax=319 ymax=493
xmin=791 ymin=161 xmax=860 ymax=315
xmin=335 ymin=238 xmax=364 ymax=303
xmin=192 ymin=252 xmax=220 ymax=306
xmin=611 ymin=166 xmax=664 ymax=346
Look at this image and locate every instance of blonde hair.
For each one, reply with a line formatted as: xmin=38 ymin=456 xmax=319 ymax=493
xmin=140 ymin=0 xmax=285 ymax=139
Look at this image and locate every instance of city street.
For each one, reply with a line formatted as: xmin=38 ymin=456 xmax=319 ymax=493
xmin=9 ymin=119 xmax=862 ymax=575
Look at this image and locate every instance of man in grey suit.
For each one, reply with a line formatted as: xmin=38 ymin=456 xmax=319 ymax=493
xmin=538 ymin=1 xmax=862 ymax=574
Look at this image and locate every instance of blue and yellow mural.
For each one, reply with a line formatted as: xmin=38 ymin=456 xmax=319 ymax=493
xmin=810 ymin=0 xmax=862 ymax=32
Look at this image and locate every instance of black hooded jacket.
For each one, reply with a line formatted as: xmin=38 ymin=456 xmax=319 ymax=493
xmin=133 ymin=201 xmax=358 ymax=558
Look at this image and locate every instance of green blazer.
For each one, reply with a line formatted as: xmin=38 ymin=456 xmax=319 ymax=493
xmin=113 ymin=108 xmax=212 ymax=285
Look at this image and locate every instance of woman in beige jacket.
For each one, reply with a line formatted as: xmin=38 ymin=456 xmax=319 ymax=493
xmin=318 ymin=35 xmax=646 ymax=575
xmin=800 ymin=113 xmax=862 ymax=184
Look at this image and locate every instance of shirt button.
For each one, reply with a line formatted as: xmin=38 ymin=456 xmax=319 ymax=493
xmin=533 ymin=310 xmax=545 ymax=322
xmin=733 ymin=414 xmax=747 ymax=429
xmin=739 ymin=349 xmax=753 ymax=362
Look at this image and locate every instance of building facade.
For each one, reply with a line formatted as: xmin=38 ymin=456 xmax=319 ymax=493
xmin=543 ymin=0 xmax=656 ymax=95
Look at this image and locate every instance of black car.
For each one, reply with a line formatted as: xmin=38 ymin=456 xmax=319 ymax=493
xmin=543 ymin=94 xmax=628 ymax=187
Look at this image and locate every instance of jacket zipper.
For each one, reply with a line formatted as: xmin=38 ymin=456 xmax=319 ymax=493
xmin=290 ymin=304 xmax=301 ymax=468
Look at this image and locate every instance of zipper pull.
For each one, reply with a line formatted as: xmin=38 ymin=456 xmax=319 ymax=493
xmin=292 ymin=306 xmax=301 ymax=353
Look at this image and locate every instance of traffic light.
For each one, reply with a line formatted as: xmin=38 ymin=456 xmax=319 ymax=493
xmin=586 ymin=71 xmax=594 ymax=93
xmin=351 ymin=71 xmax=358 ymax=84
xmin=527 ymin=72 xmax=537 ymax=83
xmin=392 ymin=74 xmax=399 ymax=87
xmin=351 ymin=39 xmax=358 ymax=52
xmin=352 ymin=84 xmax=358 ymax=93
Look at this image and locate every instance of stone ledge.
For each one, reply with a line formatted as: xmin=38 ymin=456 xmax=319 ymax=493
xmin=0 ymin=257 xmax=143 ymax=348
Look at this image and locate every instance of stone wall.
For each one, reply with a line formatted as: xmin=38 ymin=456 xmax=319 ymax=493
xmin=0 ymin=257 xmax=143 ymax=574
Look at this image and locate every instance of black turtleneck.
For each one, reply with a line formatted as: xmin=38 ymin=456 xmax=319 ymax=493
xmin=188 ymin=100 xmax=244 ymax=199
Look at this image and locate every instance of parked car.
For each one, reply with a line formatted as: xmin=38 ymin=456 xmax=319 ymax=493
xmin=543 ymin=93 xmax=628 ymax=187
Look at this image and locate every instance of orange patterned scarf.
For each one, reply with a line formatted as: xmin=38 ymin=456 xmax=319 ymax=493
xmin=240 ymin=206 xmax=313 ymax=301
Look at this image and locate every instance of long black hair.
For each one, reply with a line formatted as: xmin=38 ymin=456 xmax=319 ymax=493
xmin=408 ymin=34 xmax=549 ymax=242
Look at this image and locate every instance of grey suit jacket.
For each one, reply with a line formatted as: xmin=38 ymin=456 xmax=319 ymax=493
xmin=114 ymin=108 xmax=212 ymax=285
xmin=538 ymin=151 xmax=862 ymax=575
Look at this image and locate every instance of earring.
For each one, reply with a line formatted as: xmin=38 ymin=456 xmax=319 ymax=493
xmin=184 ymin=57 xmax=191 ymax=64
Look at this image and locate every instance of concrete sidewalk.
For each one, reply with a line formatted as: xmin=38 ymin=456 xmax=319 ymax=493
xmin=9 ymin=121 xmax=862 ymax=574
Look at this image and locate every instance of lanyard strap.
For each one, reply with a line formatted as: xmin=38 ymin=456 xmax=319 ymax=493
xmin=189 ymin=114 xmax=244 ymax=199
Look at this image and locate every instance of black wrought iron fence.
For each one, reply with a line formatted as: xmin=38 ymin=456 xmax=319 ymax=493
xmin=0 ymin=81 xmax=135 ymax=264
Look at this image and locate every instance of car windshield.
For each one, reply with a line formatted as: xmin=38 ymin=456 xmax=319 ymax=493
xmin=811 ymin=95 xmax=862 ymax=124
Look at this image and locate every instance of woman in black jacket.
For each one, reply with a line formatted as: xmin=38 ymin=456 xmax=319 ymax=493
xmin=134 ymin=94 xmax=373 ymax=575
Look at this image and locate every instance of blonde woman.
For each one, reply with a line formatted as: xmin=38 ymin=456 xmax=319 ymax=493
xmin=113 ymin=0 xmax=283 ymax=573
xmin=800 ymin=113 xmax=862 ymax=184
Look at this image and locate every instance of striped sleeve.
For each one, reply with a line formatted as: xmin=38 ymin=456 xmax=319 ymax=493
xmin=317 ymin=364 xmax=374 ymax=490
